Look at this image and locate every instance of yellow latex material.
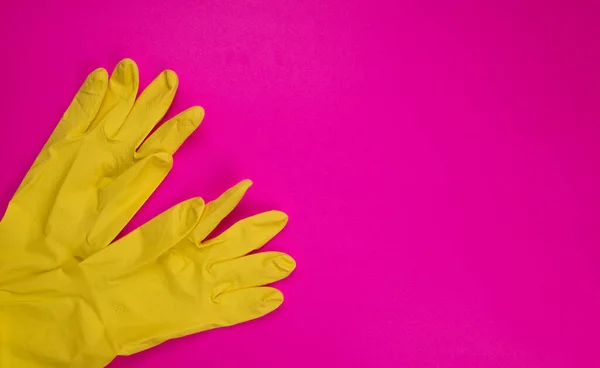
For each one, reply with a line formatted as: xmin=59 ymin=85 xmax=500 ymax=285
xmin=0 ymin=60 xmax=295 ymax=367
xmin=0 ymin=58 xmax=204 ymax=283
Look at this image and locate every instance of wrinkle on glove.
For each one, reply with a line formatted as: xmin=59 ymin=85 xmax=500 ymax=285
xmin=0 ymin=60 xmax=295 ymax=368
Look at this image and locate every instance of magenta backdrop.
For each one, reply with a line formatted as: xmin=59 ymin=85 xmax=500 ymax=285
xmin=1 ymin=0 xmax=600 ymax=367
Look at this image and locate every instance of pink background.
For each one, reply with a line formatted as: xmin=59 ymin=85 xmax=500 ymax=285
xmin=1 ymin=0 xmax=600 ymax=366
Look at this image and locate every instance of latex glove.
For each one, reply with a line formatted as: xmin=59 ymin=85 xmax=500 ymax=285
xmin=0 ymin=59 xmax=203 ymax=283
xmin=0 ymin=180 xmax=295 ymax=367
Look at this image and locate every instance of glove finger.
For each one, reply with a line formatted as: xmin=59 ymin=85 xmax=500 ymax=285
xmin=201 ymin=210 xmax=288 ymax=261
xmin=48 ymin=68 xmax=108 ymax=145
xmin=90 ymin=58 xmax=139 ymax=135
xmin=84 ymin=152 xmax=174 ymax=256
xmin=210 ymin=251 xmax=296 ymax=291
xmin=190 ymin=180 xmax=253 ymax=243
xmin=216 ymin=286 xmax=284 ymax=323
xmin=117 ymin=70 xmax=178 ymax=148
xmin=116 ymin=286 xmax=284 ymax=356
xmin=80 ymin=197 xmax=204 ymax=278
xmin=136 ymin=106 xmax=204 ymax=157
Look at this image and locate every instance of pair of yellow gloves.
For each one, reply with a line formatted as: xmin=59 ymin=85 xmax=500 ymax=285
xmin=0 ymin=59 xmax=295 ymax=367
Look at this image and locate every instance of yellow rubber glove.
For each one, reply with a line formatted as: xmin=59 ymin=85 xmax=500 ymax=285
xmin=0 ymin=180 xmax=295 ymax=367
xmin=0 ymin=58 xmax=204 ymax=283
xmin=1 ymin=59 xmax=295 ymax=367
